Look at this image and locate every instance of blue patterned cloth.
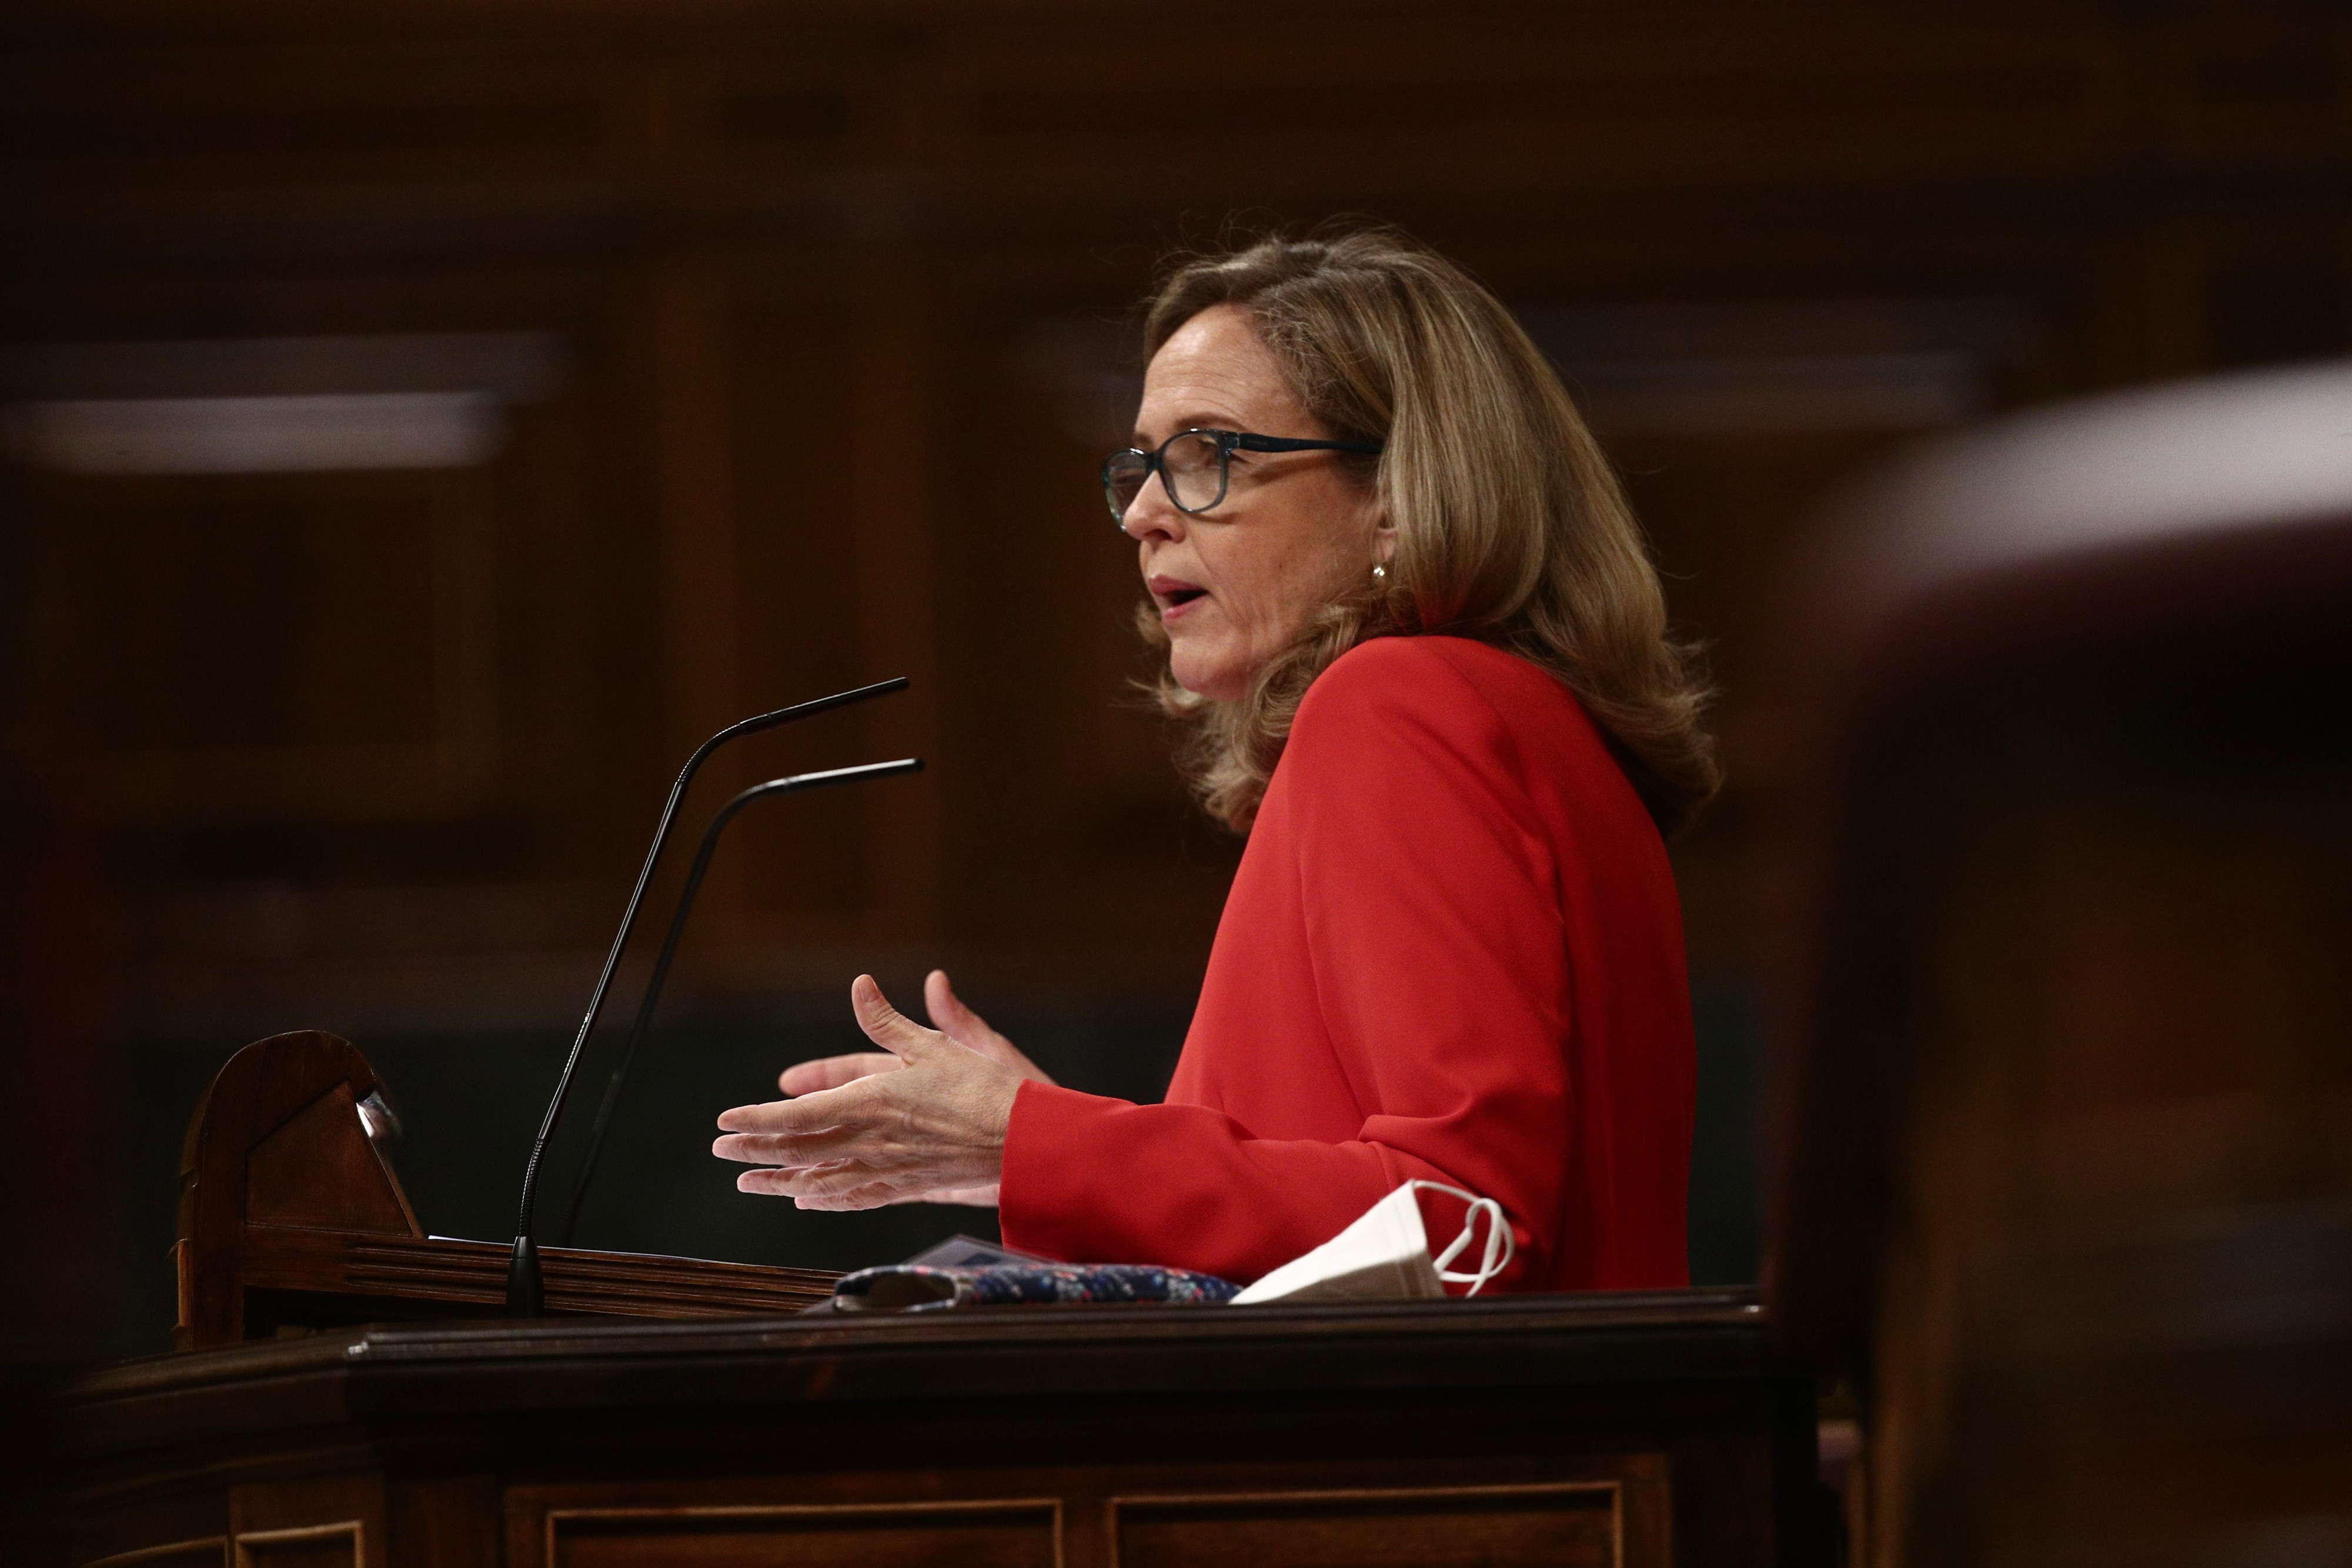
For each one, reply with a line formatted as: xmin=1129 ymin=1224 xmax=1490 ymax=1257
xmin=831 ymin=1262 xmax=1240 ymax=1313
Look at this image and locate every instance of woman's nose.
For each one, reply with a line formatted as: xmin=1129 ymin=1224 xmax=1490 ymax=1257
xmin=1121 ymin=472 xmax=1183 ymax=541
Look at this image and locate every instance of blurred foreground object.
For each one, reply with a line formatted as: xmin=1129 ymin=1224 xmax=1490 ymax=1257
xmin=1765 ymin=362 xmax=2352 ymax=1566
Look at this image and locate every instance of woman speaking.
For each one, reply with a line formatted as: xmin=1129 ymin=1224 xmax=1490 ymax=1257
xmin=713 ymin=227 xmax=1716 ymax=1293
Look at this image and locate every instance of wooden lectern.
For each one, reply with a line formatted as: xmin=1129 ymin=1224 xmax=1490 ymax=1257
xmin=66 ymin=1031 xmax=1821 ymax=1567
xmin=171 ymin=1031 xmax=836 ymax=1349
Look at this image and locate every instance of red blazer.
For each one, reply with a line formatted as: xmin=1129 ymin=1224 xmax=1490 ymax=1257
xmin=999 ymin=635 xmax=1695 ymax=1292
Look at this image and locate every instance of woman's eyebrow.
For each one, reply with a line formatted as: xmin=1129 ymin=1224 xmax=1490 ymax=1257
xmin=1135 ymin=412 xmax=1238 ymax=444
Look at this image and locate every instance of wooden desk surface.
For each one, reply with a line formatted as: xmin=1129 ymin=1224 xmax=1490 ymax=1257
xmin=75 ymin=1288 xmax=1774 ymax=1442
xmin=66 ymin=1290 xmax=1814 ymax=1568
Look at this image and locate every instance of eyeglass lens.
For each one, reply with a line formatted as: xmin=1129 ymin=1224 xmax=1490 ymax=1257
xmin=1104 ymin=432 xmax=1228 ymax=522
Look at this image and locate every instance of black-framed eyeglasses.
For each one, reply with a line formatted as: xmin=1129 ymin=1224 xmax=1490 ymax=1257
xmin=1101 ymin=427 xmax=1383 ymax=527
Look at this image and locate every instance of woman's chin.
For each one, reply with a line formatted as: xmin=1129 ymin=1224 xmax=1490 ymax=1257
xmin=1169 ymin=649 xmax=1250 ymax=704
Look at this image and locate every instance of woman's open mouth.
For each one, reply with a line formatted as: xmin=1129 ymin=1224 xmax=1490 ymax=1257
xmin=1150 ymin=576 xmax=1210 ymax=620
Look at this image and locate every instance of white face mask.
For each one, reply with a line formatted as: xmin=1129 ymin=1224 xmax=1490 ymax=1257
xmin=1228 ymin=1181 xmax=1515 ymax=1305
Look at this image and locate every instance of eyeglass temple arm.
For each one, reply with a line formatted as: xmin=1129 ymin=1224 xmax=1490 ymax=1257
xmin=1232 ymin=434 xmax=1385 ymax=454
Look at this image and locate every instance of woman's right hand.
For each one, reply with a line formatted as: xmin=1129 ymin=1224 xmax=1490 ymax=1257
xmin=774 ymin=969 xmax=1053 ymax=1205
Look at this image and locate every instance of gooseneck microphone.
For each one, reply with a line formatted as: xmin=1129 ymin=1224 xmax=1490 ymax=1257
xmin=505 ymin=679 xmax=912 ymax=1315
xmin=552 ymin=758 xmax=923 ymax=1246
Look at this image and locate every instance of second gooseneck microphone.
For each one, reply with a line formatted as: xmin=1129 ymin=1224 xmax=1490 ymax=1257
xmin=552 ymin=757 xmax=922 ymax=1245
xmin=505 ymin=678 xmax=916 ymax=1316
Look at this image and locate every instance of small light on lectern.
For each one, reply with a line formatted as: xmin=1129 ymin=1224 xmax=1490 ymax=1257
xmin=356 ymin=1091 xmax=402 ymax=1144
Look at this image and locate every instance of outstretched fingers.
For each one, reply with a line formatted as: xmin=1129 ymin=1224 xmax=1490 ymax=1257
xmin=720 ymin=973 xmax=1015 ymax=1207
xmin=735 ymin=1158 xmax=908 ymax=1211
xmin=851 ymin=974 xmax=944 ymax=1063
xmin=786 ymin=1178 xmax=907 ymax=1211
xmin=712 ymin=1085 xmax=864 ymax=1167
xmin=924 ymin=969 xmax=985 ymax=1044
xmin=711 ymin=1129 xmax=846 ymax=1167
xmin=923 ymin=968 xmax=1054 ymax=1085
xmin=714 ymin=1087 xmax=841 ymax=1136
xmin=777 ymin=1052 xmax=900 ymax=1096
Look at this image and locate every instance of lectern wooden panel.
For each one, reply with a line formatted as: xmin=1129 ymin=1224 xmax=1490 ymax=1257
xmin=70 ymin=1295 xmax=1808 ymax=1568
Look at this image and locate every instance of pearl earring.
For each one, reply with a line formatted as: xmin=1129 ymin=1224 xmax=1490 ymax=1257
xmin=1372 ymin=563 xmax=1387 ymax=580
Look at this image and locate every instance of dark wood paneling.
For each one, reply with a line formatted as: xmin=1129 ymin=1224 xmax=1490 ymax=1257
xmin=18 ymin=469 xmax=495 ymax=823
xmin=3 ymin=0 xmax=2347 ymax=1150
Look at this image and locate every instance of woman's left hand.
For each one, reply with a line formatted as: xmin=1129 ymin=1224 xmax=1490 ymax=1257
xmin=713 ymin=974 xmax=1024 ymax=1211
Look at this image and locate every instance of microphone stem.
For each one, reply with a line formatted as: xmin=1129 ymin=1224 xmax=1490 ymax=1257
xmin=505 ymin=679 xmax=908 ymax=1316
xmin=552 ymin=785 xmax=759 ymax=1243
xmin=549 ymin=759 xmax=923 ymax=1251
xmin=551 ymin=801 xmax=742 ymax=1247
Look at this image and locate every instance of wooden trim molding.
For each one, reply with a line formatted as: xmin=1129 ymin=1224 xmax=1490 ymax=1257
xmin=82 ymin=1540 xmax=228 ymax=1568
xmin=232 ymin=1521 xmax=361 ymax=1567
xmin=1105 ymin=1480 xmax=1626 ymax=1568
xmin=542 ymin=1498 xmax=1065 ymax=1568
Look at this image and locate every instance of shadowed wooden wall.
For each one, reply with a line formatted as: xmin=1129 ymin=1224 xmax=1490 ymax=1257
xmin=1 ymin=1 xmax=2346 ymax=1206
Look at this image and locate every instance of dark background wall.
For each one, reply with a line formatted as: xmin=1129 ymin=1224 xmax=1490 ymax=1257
xmin=2 ymin=0 xmax=2346 ymax=1361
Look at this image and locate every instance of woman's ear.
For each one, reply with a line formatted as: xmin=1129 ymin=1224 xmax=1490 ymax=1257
xmin=1373 ymin=523 xmax=1398 ymax=564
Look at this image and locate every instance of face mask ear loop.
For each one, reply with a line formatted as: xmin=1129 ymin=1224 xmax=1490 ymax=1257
xmin=1432 ymin=1219 xmax=1476 ymax=1276
xmin=1448 ymin=1198 xmax=1512 ymax=1296
xmin=1473 ymin=1199 xmax=1513 ymax=1293
xmin=1415 ymin=1181 xmax=1485 ymax=1276
xmin=1424 ymin=1190 xmax=1514 ymax=1296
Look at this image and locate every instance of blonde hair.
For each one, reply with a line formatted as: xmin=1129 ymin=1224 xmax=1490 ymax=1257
xmin=1137 ymin=223 xmax=1719 ymax=834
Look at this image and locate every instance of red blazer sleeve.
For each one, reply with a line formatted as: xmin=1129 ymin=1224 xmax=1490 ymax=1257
xmin=998 ymin=641 xmax=1576 ymax=1288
